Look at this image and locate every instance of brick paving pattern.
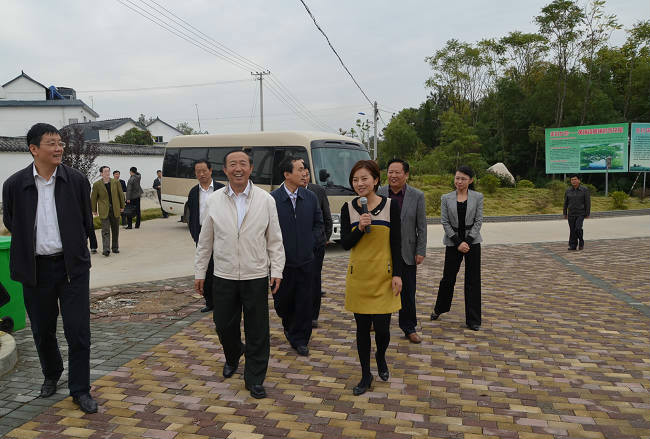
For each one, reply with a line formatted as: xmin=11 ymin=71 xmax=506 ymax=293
xmin=1 ymin=238 xmax=648 ymax=439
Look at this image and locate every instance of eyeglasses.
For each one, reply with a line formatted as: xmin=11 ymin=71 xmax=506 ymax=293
xmin=41 ymin=141 xmax=66 ymax=149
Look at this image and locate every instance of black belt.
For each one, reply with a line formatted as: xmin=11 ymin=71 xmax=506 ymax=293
xmin=36 ymin=253 xmax=64 ymax=260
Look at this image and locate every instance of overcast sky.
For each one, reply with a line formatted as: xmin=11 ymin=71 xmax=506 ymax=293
xmin=1 ymin=0 xmax=647 ymax=135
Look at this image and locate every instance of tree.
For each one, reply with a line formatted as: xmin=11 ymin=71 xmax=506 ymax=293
xmin=137 ymin=113 xmax=155 ymax=127
xmin=60 ymin=125 xmax=99 ymax=179
xmin=112 ymin=128 xmax=153 ymax=145
xmin=500 ymin=31 xmax=549 ymax=89
xmin=378 ymin=115 xmax=423 ymax=167
xmin=620 ymin=20 xmax=650 ymax=119
xmin=176 ymin=122 xmax=207 ymax=135
xmin=535 ymin=0 xmax=585 ymax=127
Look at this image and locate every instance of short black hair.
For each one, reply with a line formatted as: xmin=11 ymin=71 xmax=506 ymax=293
xmin=99 ymin=165 xmax=109 ymax=173
xmin=386 ymin=158 xmax=410 ymax=173
xmin=194 ymin=159 xmax=211 ymax=170
xmin=157 ymin=169 xmax=162 ymax=173
xmin=223 ymin=149 xmax=253 ymax=166
xmin=26 ymin=123 xmax=60 ymax=148
xmin=569 ymin=173 xmax=580 ymax=179
xmin=130 ymin=166 xmax=138 ymax=173
xmin=113 ymin=170 xmax=120 ymax=175
xmin=279 ymin=155 xmax=302 ymax=175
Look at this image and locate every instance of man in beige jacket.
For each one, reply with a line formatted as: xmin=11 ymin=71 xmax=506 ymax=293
xmin=91 ymin=166 xmax=125 ymax=256
xmin=194 ymin=150 xmax=284 ymax=399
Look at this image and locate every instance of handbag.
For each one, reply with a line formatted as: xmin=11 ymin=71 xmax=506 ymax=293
xmin=124 ymin=203 xmax=137 ymax=217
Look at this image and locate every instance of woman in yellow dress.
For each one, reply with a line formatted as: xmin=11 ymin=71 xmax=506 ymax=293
xmin=340 ymin=160 xmax=402 ymax=395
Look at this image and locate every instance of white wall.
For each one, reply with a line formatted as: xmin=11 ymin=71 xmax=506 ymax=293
xmin=102 ymin=121 xmax=141 ymax=142
xmin=1 ymin=76 xmax=46 ymax=100
xmin=147 ymin=120 xmax=180 ymax=143
xmin=0 ymin=152 xmax=163 ymax=201
xmin=0 ymin=105 xmax=97 ymax=136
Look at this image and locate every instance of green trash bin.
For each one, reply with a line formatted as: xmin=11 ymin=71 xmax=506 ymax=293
xmin=0 ymin=236 xmax=26 ymax=331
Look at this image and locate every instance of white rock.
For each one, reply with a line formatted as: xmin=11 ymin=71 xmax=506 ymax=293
xmin=487 ymin=162 xmax=515 ymax=185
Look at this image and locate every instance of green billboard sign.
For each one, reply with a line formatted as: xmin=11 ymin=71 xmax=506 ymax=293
xmin=545 ymin=123 xmax=628 ymax=174
xmin=630 ymin=123 xmax=650 ymax=171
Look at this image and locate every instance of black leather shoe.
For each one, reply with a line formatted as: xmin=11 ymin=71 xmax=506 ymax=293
xmin=223 ymin=362 xmax=238 ymax=378
xmin=246 ymin=384 xmax=266 ymax=399
xmin=90 ymin=249 xmax=97 ymax=254
xmin=296 ymin=345 xmax=309 ymax=356
xmin=376 ymin=354 xmax=389 ymax=381
xmin=200 ymin=306 xmax=213 ymax=313
xmin=112 ymin=249 xmax=120 ymax=254
xmin=102 ymin=250 xmax=110 ymax=257
xmin=73 ymin=393 xmax=98 ymax=414
xmin=125 ymin=226 xmax=132 ymax=229
xmin=39 ymin=378 xmax=58 ymax=398
xmin=353 ymin=376 xmax=373 ymax=396
xmin=578 ymin=245 xmax=584 ymax=250
xmin=568 ymin=247 xmax=577 ymax=251
xmin=467 ymin=324 xmax=480 ymax=331
xmin=430 ymin=312 xmax=440 ymax=321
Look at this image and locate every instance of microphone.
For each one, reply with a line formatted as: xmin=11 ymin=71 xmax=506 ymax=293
xmin=359 ymin=197 xmax=370 ymax=233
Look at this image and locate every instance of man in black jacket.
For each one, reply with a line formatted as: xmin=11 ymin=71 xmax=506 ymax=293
xmin=113 ymin=170 xmax=127 ymax=225
xmin=271 ymin=156 xmax=323 ymax=356
xmin=302 ymin=166 xmax=332 ymax=328
xmin=187 ymin=159 xmax=224 ymax=312
xmin=153 ymin=169 xmax=168 ymax=218
xmin=2 ymin=123 xmax=98 ymax=414
xmin=563 ymin=174 xmax=591 ymax=250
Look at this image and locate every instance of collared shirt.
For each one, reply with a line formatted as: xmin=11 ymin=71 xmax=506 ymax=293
xmin=198 ymin=181 xmax=214 ymax=225
xmin=388 ymin=185 xmax=406 ymax=210
xmin=227 ymin=180 xmax=252 ymax=229
xmin=33 ymin=164 xmax=63 ymax=255
xmin=283 ymin=183 xmax=299 ymax=209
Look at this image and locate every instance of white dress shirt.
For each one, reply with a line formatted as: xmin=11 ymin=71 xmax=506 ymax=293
xmin=33 ymin=164 xmax=63 ymax=255
xmin=283 ymin=183 xmax=298 ymax=209
xmin=198 ymin=181 xmax=214 ymax=226
xmin=227 ymin=180 xmax=252 ymax=229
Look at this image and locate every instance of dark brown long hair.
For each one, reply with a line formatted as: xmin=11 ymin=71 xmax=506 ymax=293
xmin=349 ymin=160 xmax=380 ymax=192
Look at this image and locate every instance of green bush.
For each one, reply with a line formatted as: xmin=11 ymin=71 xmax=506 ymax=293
xmin=479 ymin=174 xmax=500 ymax=194
xmin=582 ymin=183 xmax=598 ymax=195
xmin=517 ymin=179 xmax=535 ymax=188
xmin=424 ymin=190 xmax=445 ymax=216
xmin=545 ymin=180 xmax=566 ymax=205
xmin=610 ymin=191 xmax=629 ymax=209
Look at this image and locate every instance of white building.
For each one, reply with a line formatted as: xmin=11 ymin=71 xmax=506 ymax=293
xmin=146 ymin=117 xmax=182 ymax=144
xmin=0 ymin=71 xmax=99 ymax=136
xmin=69 ymin=118 xmax=145 ymax=142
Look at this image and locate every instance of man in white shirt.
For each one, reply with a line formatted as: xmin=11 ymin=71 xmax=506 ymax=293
xmin=194 ymin=150 xmax=284 ymax=399
xmin=2 ymin=123 xmax=98 ymax=413
xmin=187 ymin=160 xmax=224 ymax=312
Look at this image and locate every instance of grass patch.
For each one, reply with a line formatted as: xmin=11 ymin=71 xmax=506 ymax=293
xmin=92 ymin=208 xmax=174 ymax=229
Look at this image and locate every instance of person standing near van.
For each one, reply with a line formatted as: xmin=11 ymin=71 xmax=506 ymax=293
xmin=271 ymin=156 xmax=323 ymax=356
xmin=91 ymin=166 xmax=125 ymax=256
xmin=194 ymin=150 xmax=284 ymax=399
xmin=563 ymin=174 xmax=590 ymax=251
xmin=153 ymin=169 xmax=168 ymax=218
xmin=2 ymin=123 xmax=98 ymax=413
xmin=125 ymin=166 xmax=143 ymax=229
xmin=187 ymin=160 xmax=224 ymax=312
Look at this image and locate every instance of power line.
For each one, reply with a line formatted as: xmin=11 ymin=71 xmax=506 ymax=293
xmin=77 ymin=79 xmax=249 ymax=93
xmin=298 ymin=0 xmax=373 ymax=106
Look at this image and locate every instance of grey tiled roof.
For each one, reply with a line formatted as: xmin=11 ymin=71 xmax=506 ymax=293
xmin=0 ymin=136 xmax=164 ymax=156
xmin=0 ymin=99 xmax=100 ymax=118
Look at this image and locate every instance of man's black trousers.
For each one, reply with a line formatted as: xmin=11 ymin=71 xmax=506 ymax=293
xmin=433 ymin=244 xmax=481 ymax=327
xmin=203 ymin=255 xmax=214 ymax=309
xmin=273 ymin=264 xmax=312 ymax=348
xmin=311 ymin=245 xmax=325 ymax=322
xmin=567 ymin=215 xmax=585 ymax=249
xmin=398 ymin=264 xmax=417 ymax=335
xmin=126 ymin=198 xmax=141 ymax=228
xmin=22 ymin=257 xmax=91 ymax=397
xmin=212 ymin=276 xmax=269 ymax=386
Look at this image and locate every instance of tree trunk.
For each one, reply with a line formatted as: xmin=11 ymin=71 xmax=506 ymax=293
xmin=580 ymin=69 xmax=593 ymax=125
xmin=623 ymin=60 xmax=634 ymax=120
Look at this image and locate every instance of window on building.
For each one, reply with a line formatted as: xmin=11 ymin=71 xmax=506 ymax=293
xmin=68 ymin=118 xmax=78 ymax=125
xmin=153 ymin=136 xmax=163 ymax=143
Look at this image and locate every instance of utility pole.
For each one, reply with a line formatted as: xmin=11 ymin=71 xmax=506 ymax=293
xmin=251 ymin=71 xmax=270 ymax=131
xmin=373 ymin=101 xmax=378 ymax=160
xmin=195 ymin=104 xmax=202 ymax=133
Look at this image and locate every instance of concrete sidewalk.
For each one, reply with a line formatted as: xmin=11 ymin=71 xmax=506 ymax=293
xmin=89 ymin=214 xmax=650 ymax=289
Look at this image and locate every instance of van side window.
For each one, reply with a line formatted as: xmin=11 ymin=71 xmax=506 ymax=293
xmin=207 ymin=148 xmax=228 ymax=180
xmin=178 ymin=148 xmax=208 ymax=179
xmin=250 ymin=147 xmax=273 ymax=185
xmin=162 ymin=148 xmax=180 ymax=178
xmin=272 ymin=147 xmax=309 ymax=186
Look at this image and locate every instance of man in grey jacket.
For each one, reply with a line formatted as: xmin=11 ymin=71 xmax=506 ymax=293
xmin=563 ymin=174 xmax=590 ymax=250
xmin=125 ymin=166 xmax=143 ymax=229
xmin=378 ymin=159 xmax=427 ymax=343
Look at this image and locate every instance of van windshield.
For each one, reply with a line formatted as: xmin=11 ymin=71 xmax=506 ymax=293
xmin=311 ymin=146 xmax=371 ymax=193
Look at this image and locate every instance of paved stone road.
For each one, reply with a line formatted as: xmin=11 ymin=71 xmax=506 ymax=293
xmin=1 ymin=238 xmax=649 ymax=439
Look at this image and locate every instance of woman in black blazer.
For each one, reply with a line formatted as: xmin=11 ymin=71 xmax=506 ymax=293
xmin=431 ymin=165 xmax=484 ymax=331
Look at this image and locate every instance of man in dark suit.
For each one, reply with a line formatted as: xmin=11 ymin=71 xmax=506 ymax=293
xmin=301 ymin=165 xmax=332 ymax=328
xmin=187 ymin=159 xmax=224 ymax=312
xmin=378 ymin=159 xmax=427 ymax=344
xmin=153 ymin=169 xmax=169 ymax=218
xmin=271 ymin=156 xmax=323 ymax=356
xmin=2 ymin=123 xmax=98 ymax=413
xmin=113 ymin=170 xmax=127 ymax=225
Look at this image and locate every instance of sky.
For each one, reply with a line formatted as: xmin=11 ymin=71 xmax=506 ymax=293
xmin=1 ymin=0 xmax=647 ymax=136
